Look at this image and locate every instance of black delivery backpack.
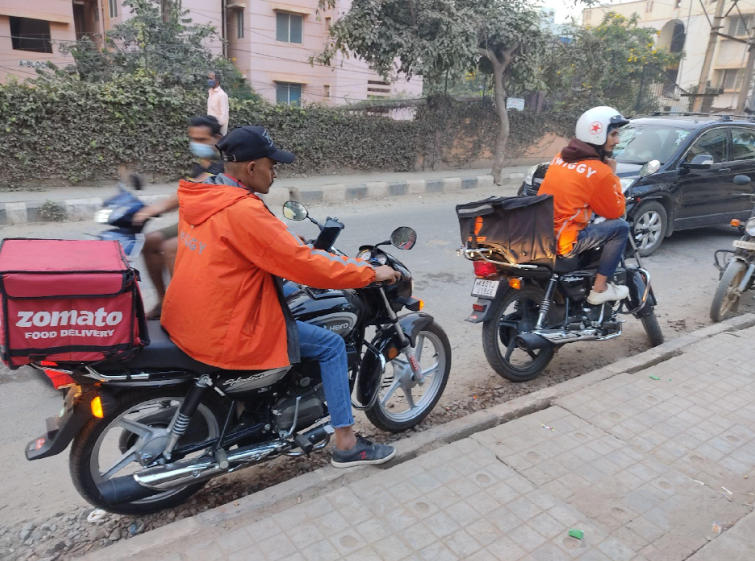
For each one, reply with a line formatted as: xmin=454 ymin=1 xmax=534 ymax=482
xmin=456 ymin=195 xmax=557 ymax=268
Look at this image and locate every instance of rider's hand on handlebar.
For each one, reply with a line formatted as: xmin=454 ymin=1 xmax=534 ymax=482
xmin=374 ymin=265 xmax=401 ymax=284
xmin=132 ymin=209 xmax=153 ymax=226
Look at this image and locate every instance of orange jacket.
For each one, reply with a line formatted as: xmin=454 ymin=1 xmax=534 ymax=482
xmin=538 ymin=146 xmax=625 ymax=255
xmin=161 ymin=175 xmax=376 ymax=370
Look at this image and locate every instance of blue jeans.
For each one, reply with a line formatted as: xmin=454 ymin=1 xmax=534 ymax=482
xmin=570 ymin=219 xmax=630 ymax=278
xmin=296 ymin=320 xmax=354 ymax=428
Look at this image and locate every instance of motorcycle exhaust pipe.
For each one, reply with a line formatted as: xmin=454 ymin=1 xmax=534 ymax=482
xmin=515 ymin=332 xmax=552 ymax=351
xmin=96 ymin=425 xmax=332 ymax=505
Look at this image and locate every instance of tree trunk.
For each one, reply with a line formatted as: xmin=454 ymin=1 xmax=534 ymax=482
xmin=491 ymin=62 xmax=508 ymax=185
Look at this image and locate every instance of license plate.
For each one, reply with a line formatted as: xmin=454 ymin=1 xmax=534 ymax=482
xmin=733 ymin=239 xmax=755 ymax=251
xmin=472 ymin=279 xmax=500 ymax=298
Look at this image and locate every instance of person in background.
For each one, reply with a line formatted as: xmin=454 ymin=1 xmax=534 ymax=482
xmin=133 ymin=115 xmax=224 ymax=319
xmin=207 ymin=71 xmax=229 ymax=135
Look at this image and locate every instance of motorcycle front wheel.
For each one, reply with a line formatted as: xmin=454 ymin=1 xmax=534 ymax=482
xmin=366 ymin=321 xmax=451 ymax=433
xmin=710 ymin=260 xmax=748 ymax=322
xmin=640 ymin=309 xmax=664 ymax=347
xmin=70 ymin=389 xmax=224 ymax=515
xmin=482 ymin=286 xmax=555 ymax=383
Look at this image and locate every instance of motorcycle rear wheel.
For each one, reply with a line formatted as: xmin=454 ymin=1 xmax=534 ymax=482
xmin=482 ymin=286 xmax=555 ymax=383
xmin=70 ymin=389 xmax=224 ymax=515
xmin=710 ymin=260 xmax=747 ymax=322
xmin=366 ymin=321 xmax=451 ymax=433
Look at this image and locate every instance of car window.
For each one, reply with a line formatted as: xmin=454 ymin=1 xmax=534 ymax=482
xmin=731 ymin=127 xmax=755 ymax=161
xmin=614 ymin=125 xmax=690 ymax=164
xmin=684 ymin=128 xmax=728 ymax=164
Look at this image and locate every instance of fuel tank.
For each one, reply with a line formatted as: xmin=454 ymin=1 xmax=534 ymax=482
xmin=287 ymin=288 xmax=365 ymax=339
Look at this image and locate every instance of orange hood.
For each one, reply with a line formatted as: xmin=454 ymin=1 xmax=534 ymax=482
xmin=177 ymin=179 xmax=251 ymax=226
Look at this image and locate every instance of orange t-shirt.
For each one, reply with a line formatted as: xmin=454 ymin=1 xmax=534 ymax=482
xmin=537 ymin=154 xmax=625 ymax=255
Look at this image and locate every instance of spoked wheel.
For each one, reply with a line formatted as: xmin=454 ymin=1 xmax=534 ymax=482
xmin=482 ymin=286 xmax=555 ymax=383
xmin=710 ymin=260 xmax=748 ymax=322
xmin=366 ymin=321 xmax=451 ymax=433
xmin=70 ymin=389 xmax=224 ymax=515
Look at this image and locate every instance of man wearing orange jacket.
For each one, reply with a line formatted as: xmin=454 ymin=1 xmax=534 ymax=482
xmin=161 ymin=126 xmax=401 ymax=468
xmin=538 ymin=106 xmax=631 ymax=305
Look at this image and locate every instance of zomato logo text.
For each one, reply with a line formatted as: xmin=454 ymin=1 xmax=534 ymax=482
xmin=15 ymin=308 xmax=124 ymax=328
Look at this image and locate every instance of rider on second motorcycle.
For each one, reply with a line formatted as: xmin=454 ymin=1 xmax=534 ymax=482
xmin=161 ymin=125 xmax=402 ymax=468
xmin=538 ymin=106 xmax=631 ymax=305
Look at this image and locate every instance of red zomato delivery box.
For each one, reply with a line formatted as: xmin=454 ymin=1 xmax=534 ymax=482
xmin=0 ymin=239 xmax=149 ymax=368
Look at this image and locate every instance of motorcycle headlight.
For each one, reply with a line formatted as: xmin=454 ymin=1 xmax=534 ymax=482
xmin=746 ymin=218 xmax=755 ymax=236
xmin=619 ymin=178 xmax=636 ymax=193
xmin=524 ymin=164 xmax=539 ymax=185
xmin=95 ymin=209 xmax=113 ymax=224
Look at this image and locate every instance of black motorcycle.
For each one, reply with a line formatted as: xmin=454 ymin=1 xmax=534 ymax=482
xmin=25 ymin=201 xmax=451 ymax=514
xmin=459 ymin=196 xmax=663 ymax=382
xmin=711 ymin=175 xmax=755 ymax=322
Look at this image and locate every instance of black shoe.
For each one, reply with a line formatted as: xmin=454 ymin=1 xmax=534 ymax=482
xmin=331 ymin=436 xmax=396 ymax=468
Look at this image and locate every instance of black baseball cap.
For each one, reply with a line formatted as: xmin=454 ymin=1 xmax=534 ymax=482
xmin=216 ymin=125 xmax=295 ymax=164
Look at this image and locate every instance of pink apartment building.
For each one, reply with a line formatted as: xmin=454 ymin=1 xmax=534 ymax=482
xmin=0 ymin=0 xmax=421 ymax=105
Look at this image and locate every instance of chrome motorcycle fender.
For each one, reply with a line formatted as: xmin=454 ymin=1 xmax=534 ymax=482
xmin=626 ymin=267 xmax=656 ymax=317
xmin=355 ymin=313 xmax=435 ymax=407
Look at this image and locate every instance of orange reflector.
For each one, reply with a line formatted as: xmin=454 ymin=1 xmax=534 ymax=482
xmin=387 ymin=347 xmax=399 ymax=360
xmin=417 ymin=300 xmax=424 ymax=311
xmin=509 ymin=278 xmax=522 ymax=290
xmin=91 ymin=396 xmax=104 ymax=418
xmin=732 ymin=219 xmax=741 ymax=227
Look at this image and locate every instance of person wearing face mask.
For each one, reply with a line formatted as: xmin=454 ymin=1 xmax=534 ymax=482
xmin=161 ymin=126 xmax=402 ymax=468
xmin=133 ymin=115 xmax=224 ymax=319
xmin=207 ymin=71 xmax=229 ymax=135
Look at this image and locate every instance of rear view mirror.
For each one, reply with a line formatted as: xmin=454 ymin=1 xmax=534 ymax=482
xmin=734 ymin=174 xmax=752 ymax=186
xmin=639 ymin=160 xmax=661 ymax=177
xmin=681 ymin=154 xmax=714 ymax=170
xmin=282 ymin=200 xmax=308 ymax=221
xmin=390 ymin=227 xmax=417 ymax=250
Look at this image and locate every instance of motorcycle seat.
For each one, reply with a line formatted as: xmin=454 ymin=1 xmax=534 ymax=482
xmin=555 ymin=255 xmax=581 ymax=273
xmin=124 ymin=320 xmax=221 ymax=374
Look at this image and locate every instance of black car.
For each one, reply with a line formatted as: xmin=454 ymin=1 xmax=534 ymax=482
xmin=519 ymin=114 xmax=755 ymax=255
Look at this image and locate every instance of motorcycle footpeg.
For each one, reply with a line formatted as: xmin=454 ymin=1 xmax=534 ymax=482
xmin=215 ymin=448 xmax=229 ymax=470
xmin=294 ymin=434 xmax=315 ymax=454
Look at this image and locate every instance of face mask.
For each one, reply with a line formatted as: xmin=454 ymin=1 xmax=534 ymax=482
xmin=190 ymin=142 xmax=217 ymax=159
xmin=207 ymin=79 xmax=216 ymax=88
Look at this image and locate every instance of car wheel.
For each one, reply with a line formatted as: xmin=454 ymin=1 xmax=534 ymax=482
xmin=632 ymin=201 xmax=667 ymax=257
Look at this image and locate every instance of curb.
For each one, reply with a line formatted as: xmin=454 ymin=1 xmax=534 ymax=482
xmin=82 ymin=312 xmax=755 ymax=561
xmin=0 ymin=173 xmax=522 ymax=226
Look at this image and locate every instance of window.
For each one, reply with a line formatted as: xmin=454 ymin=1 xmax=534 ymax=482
xmin=729 ymin=16 xmax=750 ymax=37
xmin=731 ymin=128 xmax=755 ymax=161
xmin=719 ymin=68 xmax=743 ymax=91
xmin=645 ymin=1 xmax=653 ymax=13
xmin=325 ymin=17 xmax=332 ymax=30
xmin=584 ymin=10 xmax=591 ymax=22
xmin=276 ymin=82 xmax=302 ymax=105
xmin=276 ymin=12 xmax=303 ymax=43
xmin=323 ymin=85 xmax=331 ymax=99
xmin=236 ymin=10 xmax=244 ymax=39
xmin=109 ymin=0 xmax=118 ymax=18
xmin=684 ymin=128 xmax=728 ymax=164
xmin=10 ymin=17 xmax=52 ymax=53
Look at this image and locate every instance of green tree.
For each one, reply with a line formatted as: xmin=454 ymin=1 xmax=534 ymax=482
xmin=44 ymin=0 xmax=257 ymax=98
xmin=315 ymin=0 xmax=549 ymax=184
xmin=543 ymin=13 xmax=681 ymax=114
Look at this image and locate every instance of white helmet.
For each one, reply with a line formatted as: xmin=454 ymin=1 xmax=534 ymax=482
xmin=575 ymin=106 xmax=629 ymax=146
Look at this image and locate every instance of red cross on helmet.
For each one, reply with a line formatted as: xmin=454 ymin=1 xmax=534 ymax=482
xmin=575 ymin=106 xmax=629 ymax=146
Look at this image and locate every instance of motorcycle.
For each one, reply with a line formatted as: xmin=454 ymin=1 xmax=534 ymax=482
xmin=460 ymin=207 xmax=663 ymax=383
xmin=94 ymin=174 xmax=147 ymax=262
xmin=711 ymin=175 xmax=755 ymax=322
xmin=25 ymin=201 xmax=450 ymax=514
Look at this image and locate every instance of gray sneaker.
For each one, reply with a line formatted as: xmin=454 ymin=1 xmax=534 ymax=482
xmin=331 ymin=436 xmax=396 ymax=468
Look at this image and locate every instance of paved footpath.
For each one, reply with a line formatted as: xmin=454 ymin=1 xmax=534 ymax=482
xmin=88 ymin=320 xmax=755 ymax=561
